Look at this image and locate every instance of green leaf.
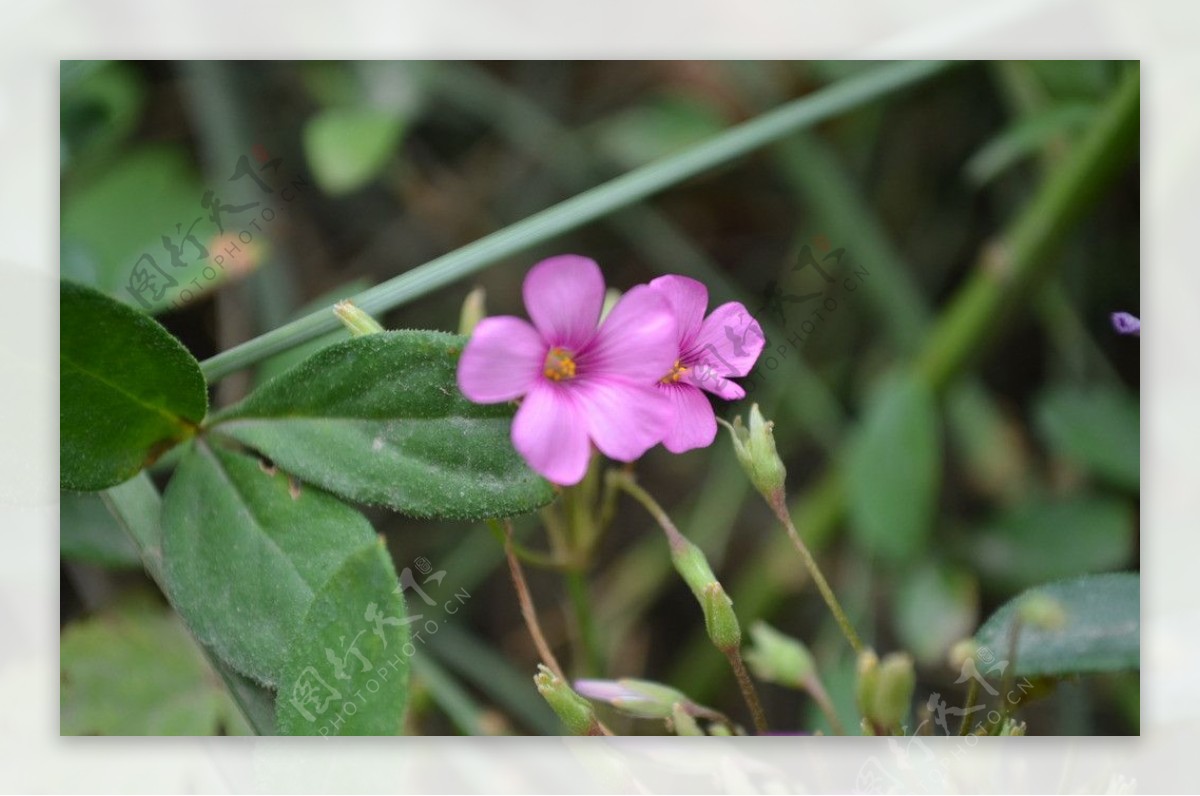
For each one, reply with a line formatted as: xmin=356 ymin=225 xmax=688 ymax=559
xmin=61 ymin=591 xmax=249 ymax=735
xmin=212 ymin=330 xmax=554 ymax=520
xmin=60 ymin=61 xmax=145 ymax=172
xmin=974 ymin=572 xmax=1139 ymax=677
xmin=965 ymin=495 xmax=1134 ymax=591
xmin=276 ymin=540 xmax=409 ymax=735
xmin=60 ymin=281 xmax=207 ymax=491
xmin=1035 ymin=386 xmax=1139 ymax=491
xmin=893 ymin=562 xmax=979 ymax=667
xmin=61 ymin=146 xmax=238 ymax=313
xmin=303 ymin=108 xmax=404 ymax=196
xmin=162 ymin=443 xmax=377 ymax=684
xmin=846 ymin=376 xmax=942 ymax=561
xmin=965 ymin=102 xmax=1096 ymax=186
xmin=60 ymin=490 xmax=140 ymax=568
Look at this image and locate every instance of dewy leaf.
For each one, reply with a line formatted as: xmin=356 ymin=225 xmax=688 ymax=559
xmin=61 ymin=591 xmax=249 ymax=735
xmin=60 ymin=490 xmax=141 ymax=568
xmin=162 ymin=442 xmax=377 ymax=685
xmin=211 ymin=330 xmax=554 ymax=520
xmin=276 ymin=540 xmax=410 ymax=736
xmin=965 ymin=495 xmax=1134 ymax=591
xmin=975 ymin=572 xmax=1139 ymax=677
xmin=846 ymin=376 xmax=942 ymax=561
xmin=60 ymin=281 xmax=207 ymax=491
xmin=1035 ymin=386 xmax=1139 ymax=491
xmin=303 ymin=108 xmax=405 ymax=196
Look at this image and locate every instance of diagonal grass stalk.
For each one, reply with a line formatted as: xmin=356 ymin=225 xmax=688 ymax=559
xmin=199 ymin=60 xmax=949 ymax=382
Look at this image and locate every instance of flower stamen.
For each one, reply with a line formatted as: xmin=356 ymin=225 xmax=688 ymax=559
xmin=543 ymin=347 xmax=578 ymax=381
xmin=660 ymin=359 xmax=689 ymax=384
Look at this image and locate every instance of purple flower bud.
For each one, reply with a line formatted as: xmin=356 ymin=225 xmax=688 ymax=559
xmin=1111 ymin=311 xmax=1140 ymax=336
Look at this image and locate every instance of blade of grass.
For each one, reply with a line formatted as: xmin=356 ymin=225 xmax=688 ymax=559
xmin=199 ymin=60 xmax=950 ymax=383
xmin=410 ymin=650 xmax=490 ymax=735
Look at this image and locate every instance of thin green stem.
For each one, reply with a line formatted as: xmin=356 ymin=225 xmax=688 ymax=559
xmin=958 ymin=678 xmax=981 ymax=736
xmin=498 ymin=519 xmax=566 ymax=681
xmin=199 ymin=60 xmax=949 ymax=382
xmin=769 ymin=498 xmax=864 ymax=657
xmin=725 ymin=647 xmax=769 ymax=735
xmin=564 ymin=569 xmax=603 ymax=676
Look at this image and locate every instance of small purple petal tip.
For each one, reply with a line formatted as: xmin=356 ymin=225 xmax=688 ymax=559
xmin=1111 ymin=311 xmax=1140 ymax=336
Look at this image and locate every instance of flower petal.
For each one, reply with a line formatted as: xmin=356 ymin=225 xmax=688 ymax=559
xmin=1111 ymin=311 xmax=1140 ymax=336
xmin=660 ymin=384 xmax=718 ymax=453
xmin=584 ymin=285 xmax=678 ymax=383
xmin=512 ymin=382 xmax=591 ymax=485
xmin=575 ymin=378 xmax=672 ymax=462
xmin=456 ymin=316 xmax=546 ymax=403
xmin=649 ymin=274 xmax=708 ymax=347
xmin=684 ymin=301 xmax=764 ymax=378
xmin=683 ymin=368 xmax=746 ymax=401
xmin=523 ymin=254 xmax=605 ymax=350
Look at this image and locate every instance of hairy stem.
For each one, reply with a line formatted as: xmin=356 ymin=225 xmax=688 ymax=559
xmin=770 ymin=497 xmax=864 ymax=657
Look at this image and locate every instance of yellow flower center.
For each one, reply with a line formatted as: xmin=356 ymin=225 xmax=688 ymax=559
xmin=660 ymin=359 xmax=689 ymax=384
xmin=543 ymin=347 xmax=578 ymax=381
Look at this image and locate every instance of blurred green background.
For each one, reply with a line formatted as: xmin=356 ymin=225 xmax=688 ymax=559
xmin=60 ymin=60 xmax=1139 ymax=735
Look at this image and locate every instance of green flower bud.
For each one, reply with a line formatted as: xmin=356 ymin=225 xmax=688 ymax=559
xmin=670 ymin=536 xmax=719 ymax=599
xmin=722 ymin=404 xmax=787 ymax=508
xmin=575 ymin=678 xmax=687 ymax=720
xmin=333 ymin=299 xmax=385 ymax=337
xmin=1017 ymin=593 xmax=1067 ymax=631
xmin=872 ymin=652 xmax=916 ymax=732
xmin=702 ymin=582 xmax=742 ymax=653
xmin=948 ymin=638 xmax=979 ymax=671
xmin=671 ymin=703 xmax=704 ymax=736
xmin=998 ymin=718 xmax=1027 ymax=736
xmin=855 ymin=649 xmax=879 ymax=725
xmin=744 ymin=621 xmax=816 ymax=688
xmin=458 ymin=286 xmax=487 ymax=336
xmin=534 ymin=664 xmax=597 ymax=735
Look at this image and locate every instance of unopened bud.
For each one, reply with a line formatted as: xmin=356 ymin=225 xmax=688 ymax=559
xmin=998 ymin=717 xmax=1027 ymax=736
xmin=574 ymin=678 xmax=685 ymax=720
xmin=872 ymin=652 xmax=916 ymax=732
xmin=1017 ymin=593 xmax=1067 ymax=631
xmin=333 ymin=300 xmax=385 ymax=337
xmin=745 ymin=621 xmax=815 ymax=688
xmin=534 ymin=664 xmax=597 ymax=735
xmin=458 ymin=286 xmax=487 ymax=336
xmin=948 ymin=639 xmax=979 ymax=671
xmin=722 ymin=404 xmax=787 ymax=508
xmin=702 ymin=582 xmax=742 ymax=652
xmin=855 ymin=649 xmax=879 ymax=722
xmin=670 ymin=536 xmax=719 ymax=599
xmin=671 ymin=703 xmax=704 ymax=736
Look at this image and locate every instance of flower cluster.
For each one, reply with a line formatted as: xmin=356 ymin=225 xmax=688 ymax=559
xmin=457 ymin=255 xmax=764 ymax=485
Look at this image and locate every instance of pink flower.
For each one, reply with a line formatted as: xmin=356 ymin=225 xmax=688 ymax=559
xmin=649 ymin=275 xmax=765 ymax=453
xmin=457 ymin=255 xmax=678 ymax=486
